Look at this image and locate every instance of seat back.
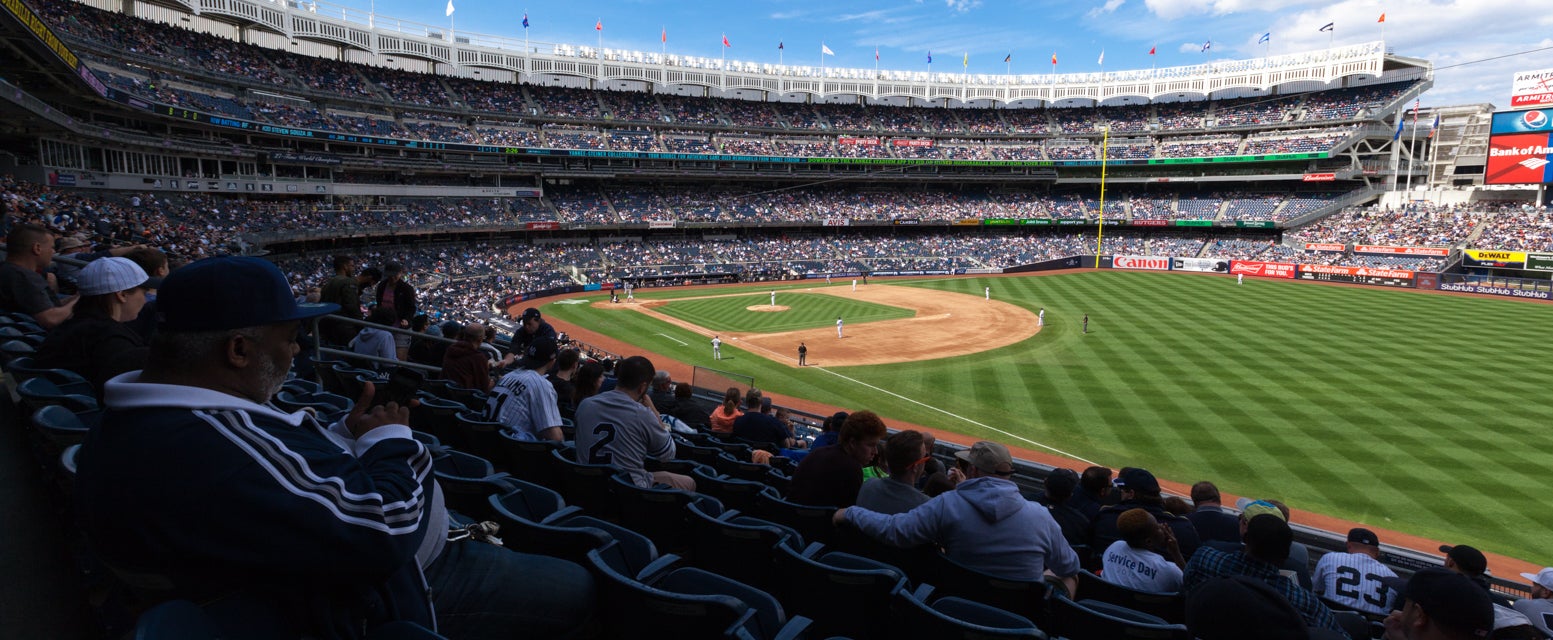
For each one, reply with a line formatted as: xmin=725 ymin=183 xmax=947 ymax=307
xmin=686 ymin=500 xmax=800 ymax=593
xmin=1 ymin=338 xmax=36 ymax=363
xmin=929 ymin=552 xmax=1054 ymax=626
xmin=1075 ymin=570 xmax=1185 ymax=624
xmin=752 ymin=489 xmax=836 ymax=545
xmin=585 ymin=543 xmax=762 ymax=640
xmin=889 ymin=586 xmax=1046 ymax=639
xmin=691 ymin=466 xmax=768 ymax=513
xmin=610 ymin=473 xmax=705 ymax=552
xmin=16 ymin=377 xmax=99 ymax=414
xmin=773 ymin=544 xmax=906 ymax=639
xmin=676 ymin=440 xmax=723 ymax=467
xmin=712 ymin=451 xmax=769 ymax=482
xmin=549 ymin=448 xmax=619 ymax=519
xmin=454 ymin=412 xmax=505 ymax=464
xmin=1049 ymin=596 xmax=1192 ymax=640
xmin=409 ymin=396 xmax=465 ymax=450
xmin=431 ymin=450 xmax=504 ymax=519
xmin=496 ymin=432 xmax=563 ymax=488
xmin=32 ymin=404 xmax=91 ymax=449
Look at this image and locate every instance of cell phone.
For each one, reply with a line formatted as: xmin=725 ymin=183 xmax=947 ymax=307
xmin=373 ymin=367 xmax=424 ymax=407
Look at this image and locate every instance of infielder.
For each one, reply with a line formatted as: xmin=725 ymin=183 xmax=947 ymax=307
xmin=1038 ymin=308 xmax=1045 ymax=328
xmin=1311 ymin=528 xmax=1396 ymax=616
xmin=1237 ymin=273 xmax=1244 ymax=285
xmin=836 ymin=317 xmax=844 ymax=338
xmin=770 ymin=290 xmax=776 ymax=306
xmin=985 ymin=286 xmax=990 ymax=300
xmin=711 ymin=335 xmax=722 ymax=360
xmin=626 ymin=282 xmax=634 ymax=302
xmin=852 ymin=279 xmax=857 ymax=292
xmin=797 ymin=342 xmax=807 ymax=366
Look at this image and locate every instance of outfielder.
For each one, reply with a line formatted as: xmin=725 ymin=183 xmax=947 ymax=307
xmin=836 ymin=317 xmax=844 ymax=338
xmin=711 ymin=335 xmax=722 ymax=360
xmin=1082 ymin=314 xmax=1089 ymax=334
xmin=985 ymin=286 xmax=990 ymax=300
xmin=1038 ymin=308 xmax=1045 ymax=328
xmin=1237 ymin=273 xmax=1244 ymax=285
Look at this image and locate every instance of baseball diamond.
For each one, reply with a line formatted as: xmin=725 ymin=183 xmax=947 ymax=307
xmin=544 ymin=270 xmax=1553 ymax=564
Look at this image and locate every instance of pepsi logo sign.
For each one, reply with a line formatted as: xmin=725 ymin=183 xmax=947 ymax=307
xmin=1524 ymin=110 xmax=1549 ymax=129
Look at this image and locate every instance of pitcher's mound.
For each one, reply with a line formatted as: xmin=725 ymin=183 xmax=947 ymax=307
xmin=747 ymin=305 xmax=791 ymax=312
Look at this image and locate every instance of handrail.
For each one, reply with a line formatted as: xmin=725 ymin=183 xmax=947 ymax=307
xmin=308 ymin=313 xmax=453 ymax=374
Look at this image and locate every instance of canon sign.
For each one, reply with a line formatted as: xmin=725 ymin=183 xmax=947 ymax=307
xmin=1114 ymin=255 xmax=1170 ymax=271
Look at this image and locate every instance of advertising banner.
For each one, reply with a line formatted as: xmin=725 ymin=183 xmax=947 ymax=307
xmin=1525 ymin=252 xmax=1553 ymax=271
xmin=1439 ymin=282 xmax=1552 ymax=300
xmin=525 ymin=221 xmax=560 ymax=231
xmin=1510 ymin=68 xmax=1553 ymax=109
xmin=1172 ymin=257 xmax=1229 ymax=273
xmin=1175 ymin=220 xmax=1214 ymax=227
xmin=837 ymin=137 xmax=881 ymax=146
xmin=822 ymin=219 xmax=850 ymax=227
xmin=892 ymin=139 xmax=934 ymax=147
xmin=953 ymin=219 xmax=981 ymax=226
xmin=1416 ymin=273 xmax=1439 ymax=290
xmin=1302 ymin=173 xmax=1337 ymax=182
xmin=1462 ymin=249 xmax=1528 ymax=268
xmin=1130 ymin=219 xmax=1170 ymax=227
xmin=892 ymin=219 xmax=921 ymax=226
xmin=1304 ymin=243 xmax=1346 ymax=252
xmin=1113 ymin=255 xmax=1170 ymax=271
xmin=648 ymin=220 xmax=676 ymax=229
xmin=1298 ymin=264 xmax=1415 ymax=287
xmin=1353 ymin=245 xmax=1450 ymax=257
xmin=983 ymin=218 xmax=1018 ymax=225
xmin=1486 ymin=110 xmax=1553 ymax=185
xmin=1022 ymin=219 xmax=1054 ymax=225
xmin=1230 ymin=260 xmax=1296 ymax=278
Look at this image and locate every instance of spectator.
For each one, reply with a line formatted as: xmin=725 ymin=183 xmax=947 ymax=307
xmin=404 ymin=315 xmax=443 ymax=367
xmin=855 ymin=430 xmax=930 ymax=515
xmin=1205 ymin=500 xmax=1314 ymax=589
xmin=836 ymin=440 xmax=1082 ymax=594
xmin=787 ymin=410 xmax=888 ymax=508
xmin=75 ymin=256 xmax=595 ymax=640
xmin=648 ymin=370 xmax=677 ymax=413
xmin=1312 ymin=528 xmax=1397 ymax=616
xmin=1187 ymin=576 xmax=1346 ymax=640
xmin=1 ymin=223 xmax=76 ymax=328
xmin=1089 ymin=468 xmax=1202 ymax=564
xmin=1040 ymin=468 xmax=1091 ymax=550
xmin=489 ymin=336 xmax=563 ymax=442
xmin=547 ymin=347 xmax=580 ymax=411
xmin=572 ymin=360 xmax=605 ymax=407
xmin=1184 ymin=514 xmax=1346 ymax=634
xmin=1513 ymin=567 xmax=1553 ymax=638
xmin=1188 ymin=481 xmax=1242 ymax=544
xmin=1070 ymin=465 xmax=1112 ymax=520
xmin=33 ymin=257 xmax=156 ymax=394
xmin=1382 ymin=568 xmax=1494 ymax=640
xmin=1440 ymin=544 xmax=1514 ymax=606
xmin=707 ymin=386 xmax=743 ymax=434
xmin=811 ymin=411 xmax=847 ymax=449
xmin=574 ymin=355 xmax=694 ymax=490
xmin=731 ymin=388 xmax=793 ymax=450
xmin=121 ymin=246 xmax=168 ymax=342
xmin=510 ymin=307 xmax=556 ymax=357
xmin=348 ymin=306 xmax=398 ymax=368
xmin=374 ymin=263 xmax=415 ymax=359
xmin=441 ymin=323 xmax=494 ymax=392
xmin=319 ymin=255 xmax=362 ymax=345
xmin=668 ymin=381 xmax=713 ymax=430
xmin=1101 ymin=508 xmax=1187 ymax=593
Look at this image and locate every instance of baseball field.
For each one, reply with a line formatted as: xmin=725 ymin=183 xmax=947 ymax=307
xmin=542 ymin=270 xmax=1553 ymax=563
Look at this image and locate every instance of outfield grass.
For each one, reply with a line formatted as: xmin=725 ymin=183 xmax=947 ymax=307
xmin=545 ymin=272 xmax=1553 ymax=561
xmin=654 ymin=292 xmax=913 ymax=333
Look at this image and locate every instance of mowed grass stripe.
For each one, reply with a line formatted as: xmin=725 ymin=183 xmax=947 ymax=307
xmin=550 ymin=275 xmax=1553 ymax=561
xmin=654 ymin=293 xmax=912 ymax=334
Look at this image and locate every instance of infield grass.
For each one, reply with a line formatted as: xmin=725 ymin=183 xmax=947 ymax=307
xmin=545 ymin=272 xmax=1553 ymax=562
xmin=654 ymin=293 xmax=913 ymax=333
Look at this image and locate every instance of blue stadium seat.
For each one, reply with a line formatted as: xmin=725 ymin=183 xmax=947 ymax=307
xmin=60 ymin=444 xmax=80 ymax=481
xmin=455 ymin=411 xmax=505 ymax=464
xmin=585 ymin=542 xmax=813 ymax=640
xmin=409 ymin=395 xmax=466 ymax=449
xmin=610 ymin=472 xmax=720 ymax=552
xmin=889 ymin=585 xmax=1047 ymax=639
xmin=31 ymin=405 xmax=91 ymax=449
xmin=686 ymin=500 xmax=801 ymax=593
xmin=4 ymin=357 xmax=94 ymax=396
xmin=690 ymin=466 xmax=769 ymax=513
xmin=496 ymin=431 xmax=563 ymax=488
xmin=486 ymin=480 xmax=662 ymax=576
xmin=675 ymin=439 xmax=724 ymax=467
xmin=1074 ymin=569 xmax=1184 ymax=624
xmin=752 ymin=489 xmax=837 ymax=546
xmin=0 ymin=338 xmax=38 ymax=363
xmin=131 ymin=600 xmax=218 ymax=640
xmin=772 ymin=542 xmax=906 ymax=639
xmin=550 ymin=448 xmax=620 ymax=519
xmin=927 ymin=552 xmax=1054 ymax=627
xmin=16 ymin=377 xmax=99 ymax=415
xmin=1048 ymin=596 xmax=1191 ymax=640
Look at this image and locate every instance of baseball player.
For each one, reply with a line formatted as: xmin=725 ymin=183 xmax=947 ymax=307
xmin=1038 ymin=308 xmax=1045 ymax=328
xmin=488 ymin=337 xmax=564 ymax=442
xmin=1311 ymin=528 xmax=1396 ymax=616
xmin=852 ymin=279 xmax=857 ymax=292
xmin=797 ymin=342 xmax=807 ymax=366
xmin=625 ymin=281 xmax=634 ymax=302
xmin=836 ymin=317 xmax=844 ymax=338
xmin=985 ymin=286 xmax=990 ymax=300
xmin=574 ymin=356 xmax=692 ymax=490
xmin=826 ymin=274 xmax=832 ymax=284
xmin=770 ymin=290 xmax=776 ymax=306
xmin=711 ymin=335 xmax=722 ymax=360
xmin=610 ymin=290 xmax=619 ymax=303
xmin=1237 ymin=273 xmax=1244 ymax=285
xmin=1082 ymin=314 xmax=1089 ymax=334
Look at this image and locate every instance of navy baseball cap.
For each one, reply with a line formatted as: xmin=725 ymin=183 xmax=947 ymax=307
xmin=520 ymin=336 xmax=558 ymax=369
xmin=521 ymin=308 xmax=542 ymax=321
xmin=1348 ymin=528 xmax=1380 ymax=546
xmin=158 ymin=256 xmax=338 ymax=332
xmin=1115 ymin=467 xmax=1161 ymax=494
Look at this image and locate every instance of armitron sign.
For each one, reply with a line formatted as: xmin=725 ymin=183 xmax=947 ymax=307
xmin=1113 ymin=255 xmax=1170 ymax=271
xmin=1511 ymin=68 xmax=1553 ymax=109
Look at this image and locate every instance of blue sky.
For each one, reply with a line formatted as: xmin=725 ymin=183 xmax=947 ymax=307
xmin=368 ymin=0 xmax=1551 ymax=108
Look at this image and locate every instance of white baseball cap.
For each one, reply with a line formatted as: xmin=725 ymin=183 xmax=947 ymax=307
xmin=77 ymin=257 xmax=152 ymax=296
xmin=1521 ymin=567 xmax=1553 ymax=591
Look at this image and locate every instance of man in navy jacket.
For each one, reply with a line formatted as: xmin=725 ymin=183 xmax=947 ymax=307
xmin=77 ymin=256 xmax=593 ymax=639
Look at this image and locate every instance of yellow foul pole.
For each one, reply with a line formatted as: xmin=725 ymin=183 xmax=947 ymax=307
xmin=1093 ymin=124 xmax=1109 ymax=267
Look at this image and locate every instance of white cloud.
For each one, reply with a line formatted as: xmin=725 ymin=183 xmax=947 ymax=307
xmin=1178 ymin=41 xmax=1207 ymax=53
xmin=1143 ymin=0 xmax=1318 ymax=21
xmin=769 ymin=10 xmax=806 ymax=20
xmin=1087 ymin=0 xmax=1127 ymax=18
xmin=945 ymin=0 xmax=982 ymax=13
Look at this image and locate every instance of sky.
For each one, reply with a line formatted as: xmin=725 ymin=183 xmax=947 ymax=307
xmin=364 ymin=0 xmax=1553 ymax=109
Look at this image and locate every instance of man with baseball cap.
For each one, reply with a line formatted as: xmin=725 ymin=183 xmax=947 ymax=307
xmin=835 ymin=440 xmax=1082 ymax=594
xmin=510 ymin=306 xmax=556 ymax=357
xmin=1440 ymin=544 xmax=1515 ymax=607
xmin=34 ymin=257 xmax=158 ymax=394
xmin=1313 ymin=527 xmax=1397 ymax=615
xmin=1185 ymin=514 xmax=1347 ymax=634
xmin=488 ymin=335 xmax=564 ymax=442
xmin=1382 ymin=568 xmax=1494 ymax=640
xmin=1089 ymin=467 xmax=1202 ymax=565
xmin=76 ymin=256 xmax=594 ymax=640
xmin=1513 ymin=567 xmax=1553 ymax=637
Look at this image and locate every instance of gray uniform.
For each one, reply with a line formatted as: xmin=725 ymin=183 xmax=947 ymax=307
xmin=575 ymin=389 xmax=675 ymax=487
xmin=488 ymin=368 xmax=561 ymax=441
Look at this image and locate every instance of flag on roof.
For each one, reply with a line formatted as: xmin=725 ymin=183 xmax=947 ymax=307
xmin=1393 ymin=117 xmax=1404 ymax=140
xmin=875 ymin=47 xmax=879 ymax=61
xmin=1319 ymin=22 xmax=1334 ymax=32
xmin=778 ymin=41 xmax=783 ymax=50
xmin=1097 ymin=50 xmax=1104 ymax=65
xmin=1051 ymin=53 xmax=1057 ymax=65
xmin=723 ymin=34 xmax=730 ymax=47
xmin=1003 ymin=53 xmax=1011 ymax=63
xmin=821 ymin=43 xmax=835 ymax=56
xmin=1202 ymin=40 xmax=1211 ymax=52
xmin=1258 ymin=32 xmax=1270 ymax=44
xmin=1428 ymin=113 xmax=1440 ymax=138
xmin=595 ymin=20 xmax=602 ymax=31
xmin=1377 ymin=13 xmax=1385 ymax=23
xmin=1148 ymin=46 xmax=1155 ymax=55
xmin=963 ymin=52 xmax=968 ymax=67
xmin=445 ymin=0 xmax=453 ymax=17
xmin=927 ymin=51 xmax=932 ymax=64
xmin=521 ymin=13 xmax=528 ymax=29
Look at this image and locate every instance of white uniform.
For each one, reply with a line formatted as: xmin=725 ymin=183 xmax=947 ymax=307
xmin=1038 ymin=309 xmax=1045 ymax=327
xmin=852 ymin=279 xmax=857 ymax=292
xmin=711 ymin=337 xmax=722 ymax=360
xmin=1100 ymin=541 xmax=1183 ymax=594
xmin=770 ymin=291 xmax=776 ymax=306
xmin=985 ymin=286 xmax=990 ymax=300
xmin=487 ymin=368 xmax=562 ymax=441
xmin=574 ymin=389 xmax=675 ymax=488
xmin=836 ymin=318 xmax=844 ymax=338
xmin=626 ymin=283 xmax=634 ymax=301
xmin=1238 ymin=274 xmax=1244 ymax=285
xmin=826 ymin=274 xmax=831 ymax=284
xmin=1312 ymin=551 xmax=1397 ymax=616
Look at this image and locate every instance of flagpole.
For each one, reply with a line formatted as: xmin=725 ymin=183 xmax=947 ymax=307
xmin=523 ymin=13 xmax=529 ymax=54
xmin=1094 ymin=123 xmax=1110 ymax=268
xmin=597 ymin=19 xmax=603 ymax=55
xmin=1405 ymin=101 xmax=1419 ymax=192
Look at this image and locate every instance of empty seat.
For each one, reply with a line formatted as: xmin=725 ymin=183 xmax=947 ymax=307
xmin=5 ymin=357 xmax=95 ymax=395
xmin=889 ymin=584 xmax=1047 ymax=639
xmin=773 ymin=542 xmax=906 ymax=639
xmin=409 ymin=395 xmax=466 ymax=449
xmin=752 ymin=490 xmax=836 ymax=546
xmin=1048 ymin=596 xmax=1192 ymax=640
xmin=454 ymin=412 xmax=506 ymax=465
xmin=31 ymin=405 xmax=91 ymax=449
xmin=690 ymin=466 xmax=768 ymax=513
xmin=496 ymin=432 xmax=563 ymax=488
xmin=17 ymin=377 xmax=99 ymax=414
xmin=686 ymin=500 xmax=801 ymax=593
xmin=549 ymin=448 xmax=620 ymax=519
xmin=713 ymin=452 xmax=769 ymax=482
xmin=1075 ymin=570 xmax=1184 ymax=624
xmin=928 ymin=552 xmax=1054 ymax=626
xmin=610 ymin=472 xmax=718 ymax=551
